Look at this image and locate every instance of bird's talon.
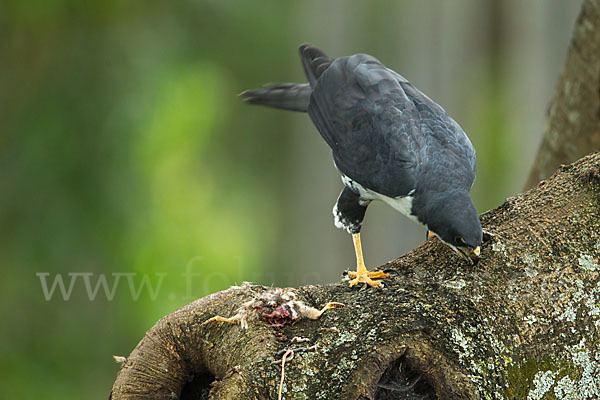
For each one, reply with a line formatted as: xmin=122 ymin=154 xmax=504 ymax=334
xmin=369 ymin=270 xmax=389 ymax=279
xmin=347 ymin=272 xmax=386 ymax=288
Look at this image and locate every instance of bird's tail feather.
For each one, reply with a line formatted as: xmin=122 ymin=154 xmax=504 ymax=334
xmin=299 ymin=44 xmax=332 ymax=87
xmin=240 ymin=83 xmax=311 ymax=112
xmin=240 ymin=44 xmax=331 ymax=112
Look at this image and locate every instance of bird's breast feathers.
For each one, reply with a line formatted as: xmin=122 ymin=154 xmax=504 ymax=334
xmin=341 ymin=174 xmax=421 ymax=224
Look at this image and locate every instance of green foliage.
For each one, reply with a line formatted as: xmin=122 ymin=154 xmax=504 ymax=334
xmin=0 ymin=1 xmax=294 ymax=398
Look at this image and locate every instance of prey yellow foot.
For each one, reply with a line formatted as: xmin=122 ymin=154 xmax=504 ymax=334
xmin=314 ymin=301 xmax=345 ymax=318
xmin=201 ymin=315 xmax=238 ymax=326
xmin=347 ymin=233 xmax=389 ymax=288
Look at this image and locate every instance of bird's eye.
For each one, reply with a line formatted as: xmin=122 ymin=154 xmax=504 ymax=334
xmin=454 ymin=236 xmax=467 ymax=246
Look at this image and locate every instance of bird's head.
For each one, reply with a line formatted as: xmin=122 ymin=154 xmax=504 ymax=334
xmin=425 ymin=191 xmax=482 ymax=264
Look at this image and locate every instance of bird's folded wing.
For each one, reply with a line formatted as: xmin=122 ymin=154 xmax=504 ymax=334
xmin=308 ymin=54 xmax=420 ymax=197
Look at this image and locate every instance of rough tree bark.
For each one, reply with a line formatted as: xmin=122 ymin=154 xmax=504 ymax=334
xmin=111 ymin=1 xmax=600 ymax=399
xmin=110 ymin=153 xmax=600 ymax=399
xmin=524 ymin=0 xmax=600 ymax=190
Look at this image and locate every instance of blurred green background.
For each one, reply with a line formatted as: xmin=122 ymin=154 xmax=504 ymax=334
xmin=0 ymin=0 xmax=581 ymax=398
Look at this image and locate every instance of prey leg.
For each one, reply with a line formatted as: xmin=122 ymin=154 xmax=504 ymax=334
xmin=201 ymin=315 xmax=239 ymax=326
xmin=314 ymin=302 xmax=345 ymax=318
xmin=347 ymin=233 xmax=389 ymax=287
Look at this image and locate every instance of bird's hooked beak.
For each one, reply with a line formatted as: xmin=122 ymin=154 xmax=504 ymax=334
xmin=426 ymin=230 xmax=481 ymax=265
xmin=455 ymin=245 xmax=480 ymax=265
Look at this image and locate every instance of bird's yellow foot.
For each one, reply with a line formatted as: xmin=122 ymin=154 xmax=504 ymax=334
xmin=346 ymin=232 xmax=389 ymax=287
xmin=347 ymin=269 xmax=389 ymax=287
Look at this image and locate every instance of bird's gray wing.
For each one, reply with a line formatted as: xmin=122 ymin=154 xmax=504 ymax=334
xmin=307 ymin=53 xmax=421 ymax=197
xmin=398 ymin=79 xmax=477 ymax=187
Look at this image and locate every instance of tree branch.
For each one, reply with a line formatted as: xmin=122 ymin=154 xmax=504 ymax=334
xmin=111 ymin=152 xmax=600 ymax=400
xmin=525 ymin=0 xmax=600 ymax=189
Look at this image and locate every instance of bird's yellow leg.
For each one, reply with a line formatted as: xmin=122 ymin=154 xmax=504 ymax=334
xmin=347 ymin=233 xmax=389 ymax=287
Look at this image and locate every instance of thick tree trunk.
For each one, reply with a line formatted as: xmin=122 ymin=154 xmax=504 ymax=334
xmin=524 ymin=0 xmax=600 ymax=190
xmin=111 ymin=152 xmax=600 ymax=400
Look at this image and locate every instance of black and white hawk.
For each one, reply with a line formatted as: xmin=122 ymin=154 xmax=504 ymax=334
xmin=242 ymin=45 xmax=482 ymax=287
